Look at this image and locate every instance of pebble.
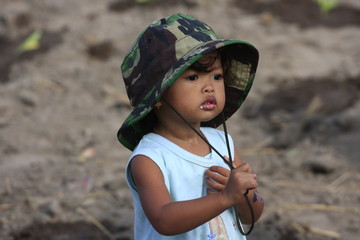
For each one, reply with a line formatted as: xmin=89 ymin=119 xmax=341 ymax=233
xmin=18 ymin=90 xmax=39 ymax=107
xmin=302 ymin=153 xmax=343 ymax=175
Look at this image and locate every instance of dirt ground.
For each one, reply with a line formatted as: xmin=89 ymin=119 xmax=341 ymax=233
xmin=1 ymin=0 xmax=360 ymax=239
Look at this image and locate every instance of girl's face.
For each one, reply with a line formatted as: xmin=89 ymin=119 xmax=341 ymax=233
xmin=160 ymin=51 xmax=226 ymax=125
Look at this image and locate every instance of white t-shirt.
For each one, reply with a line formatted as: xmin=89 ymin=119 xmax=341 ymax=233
xmin=126 ymin=127 xmax=246 ymax=240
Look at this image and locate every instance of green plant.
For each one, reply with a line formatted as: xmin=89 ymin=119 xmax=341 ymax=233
xmin=17 ymin=30 xmax=42 ymax=54
xmin=315 ymin=0 xmax=338 ymax=13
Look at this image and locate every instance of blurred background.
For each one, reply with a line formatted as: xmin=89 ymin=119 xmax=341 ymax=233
xmin=0 ymin=0 xmax=359 ymax=239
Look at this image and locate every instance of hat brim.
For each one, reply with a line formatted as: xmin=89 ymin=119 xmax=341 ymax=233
xmin=118 ymin=39 xmax=259 ymax=151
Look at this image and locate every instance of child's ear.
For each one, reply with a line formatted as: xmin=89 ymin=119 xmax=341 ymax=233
xmin=155 ymin=102 xmax=162 ymax=109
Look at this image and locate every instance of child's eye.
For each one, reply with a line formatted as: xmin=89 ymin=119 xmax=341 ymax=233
xmin=186 ymin=75 xmax=198 ymax=81
xmin=213 ymin=74 xmax=223 ymax=80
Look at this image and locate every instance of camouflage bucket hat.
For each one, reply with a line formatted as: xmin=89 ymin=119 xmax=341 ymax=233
xmin=118 ymin=13 xmax=259 ymax=151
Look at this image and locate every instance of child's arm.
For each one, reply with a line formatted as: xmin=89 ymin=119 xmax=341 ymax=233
xmin=130 ymin=154 xmax=257 ymax=235
xmin=205 ymin=148 xmax=264 ymax=224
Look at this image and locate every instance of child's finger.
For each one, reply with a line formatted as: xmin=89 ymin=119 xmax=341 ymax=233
xmin=208 ymin=165 xmax=230 ymax=177
xmin=205 ymin=176 xmax=225 ymax=192
xmin=235 ymin=162 xmax=254 ymax=173
xmin=206 ymin=168 xmax=228 ymax=185
xmin=225 ymin=170 xmax=258 ymax=199
xmin=237 ymin=173 xmax=258 ymax=192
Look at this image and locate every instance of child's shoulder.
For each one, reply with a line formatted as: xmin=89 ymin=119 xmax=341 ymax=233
xmin=129 ymin=133 xmax=167 ymax=162
xmin=135 ymin=132 xmax=164 ymax=149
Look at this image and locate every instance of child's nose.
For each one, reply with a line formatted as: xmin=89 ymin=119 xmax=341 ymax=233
xmin=203 ymin=82 xmax=215 ymax=93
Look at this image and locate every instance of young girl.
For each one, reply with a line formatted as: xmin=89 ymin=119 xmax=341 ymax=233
xmin=117 ymin=13 xmax=264 ymax=239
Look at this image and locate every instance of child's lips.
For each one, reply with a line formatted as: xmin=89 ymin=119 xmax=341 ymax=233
xmin=200 ymin=97 xmax=217 ymax=110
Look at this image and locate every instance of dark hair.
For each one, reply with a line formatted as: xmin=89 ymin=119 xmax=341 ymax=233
xmin=188 ymin=50 xmax=231 ymax=74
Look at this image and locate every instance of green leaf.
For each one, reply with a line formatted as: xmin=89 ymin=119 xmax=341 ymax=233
xmin=316 ymin=0 xmax=338 ymax=13
xmin=17 ymin=30 xmax=42 ymax=54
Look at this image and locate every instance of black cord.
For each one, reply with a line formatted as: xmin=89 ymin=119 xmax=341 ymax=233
xmin=221 ymin=113 xmax=255 ymax=236
xmin=161 ymin=98 xmax=255 ymax=235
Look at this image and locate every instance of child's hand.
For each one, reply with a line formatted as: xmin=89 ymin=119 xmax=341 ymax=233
xmin=206 ymin=163 xmax=257 ymax=205
xmin=205 ymin=165 xmax=230 ymax=193
xmin=224 ymin=163 xmax=257 ymax=204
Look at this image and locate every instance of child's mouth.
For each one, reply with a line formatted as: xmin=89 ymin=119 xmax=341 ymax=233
xmin=200 ymin=97 xmax=217 ymax=110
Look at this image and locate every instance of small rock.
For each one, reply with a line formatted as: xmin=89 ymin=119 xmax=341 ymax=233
xmin=18 ymin=90 xmax=39 ymax=107
xmin=39 ymin=200 xmax=63 ymax=218
xmin=87 ymin=40 xmax=114 ymax=60
xmin=302 ymin=153 xmax=343 ymax=175
xmin=15 ymin=12 xmax=32 ymax=29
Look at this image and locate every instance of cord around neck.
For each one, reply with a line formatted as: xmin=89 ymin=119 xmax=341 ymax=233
xmin=161 ymin=98 xmax=255 ymax=235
